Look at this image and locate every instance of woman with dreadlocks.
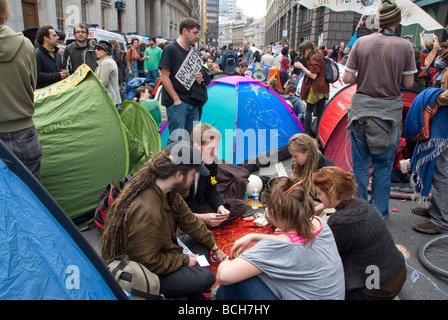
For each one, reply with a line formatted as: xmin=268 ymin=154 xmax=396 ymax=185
xmin=288 ymin=133 xmax=335 ymax=214
xmin=101 ymin=141 xmax=226 ymax=299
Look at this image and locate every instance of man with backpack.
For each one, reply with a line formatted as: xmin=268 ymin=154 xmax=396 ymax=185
xmin=101 ymin=141 xmax=227 ymax=299
xmin=219 ymin=43 xmax=239 ymax=74
xmin=343 ymin=0 xmax=416 ymax=218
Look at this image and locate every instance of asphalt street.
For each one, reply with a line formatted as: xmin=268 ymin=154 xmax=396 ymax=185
xmin=81 ymin=157 xmax=448 ymax=300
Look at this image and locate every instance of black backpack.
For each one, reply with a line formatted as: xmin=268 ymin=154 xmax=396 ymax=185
xmin=224 ymin=51 xmax=236 ymax=68
xmin=315 ymin=53 xmax=340 ymax=84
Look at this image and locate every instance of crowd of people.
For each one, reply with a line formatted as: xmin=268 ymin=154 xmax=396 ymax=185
xmin=1 ymin=0 xmax=448 ymax=301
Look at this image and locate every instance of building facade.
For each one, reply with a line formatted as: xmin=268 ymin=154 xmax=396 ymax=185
xmin=9 ymin=0 xmax=200 ymax=40
xmin=265 ymin=0 xmax=447 ymax=50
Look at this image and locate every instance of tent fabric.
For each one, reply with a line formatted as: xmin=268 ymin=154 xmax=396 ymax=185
xmin=319 ymin=84 xmax=419 ymax=173
xmin=0 ymin=140 xmax=127 ymax=300
xmin=33 ymin=65 xmax=129 ymax=220
xmin=120 ymin=100 xmax=161 ymax=174
xmin=160 ymin=76 xmax=303 ymax=166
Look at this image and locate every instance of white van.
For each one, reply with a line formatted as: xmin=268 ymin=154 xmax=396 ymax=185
xmin=125 ymin=34 xmax=149 ymax=46
xmin=65 ymin=28 xmax=127 ymax=51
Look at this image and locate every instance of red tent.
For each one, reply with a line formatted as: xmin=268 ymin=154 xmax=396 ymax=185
xmin=318 ymin=85 xmax=419 ymax=173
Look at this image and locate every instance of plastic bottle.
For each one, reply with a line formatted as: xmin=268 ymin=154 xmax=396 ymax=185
xmin=244 ymin=190 xmax=249 ymax=204
xmin=251 ymin=188 xmax=259 ymax=209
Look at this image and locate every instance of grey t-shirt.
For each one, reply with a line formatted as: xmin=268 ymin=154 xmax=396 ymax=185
xmin=240 ymin=218 xmax=345 ymax=300
xmin=345 ymin=32 xmax=417 ymax=100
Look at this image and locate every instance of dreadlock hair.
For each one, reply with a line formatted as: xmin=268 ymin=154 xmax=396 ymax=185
xmin=101 ymin=148 xmax=193 ymax=261
xmin=261 ymin=177 xmax=316 ymax=242
xmin=288 ymin=133 xmax=319 ymax=197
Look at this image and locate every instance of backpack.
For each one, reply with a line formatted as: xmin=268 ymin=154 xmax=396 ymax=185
xmin=94 ymin=174 xmax=132 ymax=231
xmin=316 ymin=53 xmax=339 ymax=84
xmin=224 ymin=51 xmax=236 ymax=69
xmin=105 ymin=255 xmax=164 ymax=300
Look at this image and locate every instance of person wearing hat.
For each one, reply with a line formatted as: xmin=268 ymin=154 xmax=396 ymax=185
xmin=343 ymin=0 xmax=417 ymax=218
xmin=94 ymin=40 xmax=122 ymax=109
xmin=101 ymin=141 xmax=227 ymax=299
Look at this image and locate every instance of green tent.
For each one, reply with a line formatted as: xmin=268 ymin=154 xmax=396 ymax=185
xmin=33 ymin=65 xmax=160 ymax=221
xmin=120 ymin=100 xmax=161 ymax=174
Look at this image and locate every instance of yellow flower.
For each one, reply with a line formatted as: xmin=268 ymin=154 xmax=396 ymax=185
xmin=210 ymin=176 xmax=217 ymax=186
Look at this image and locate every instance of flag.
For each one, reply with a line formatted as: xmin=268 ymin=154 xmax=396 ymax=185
xmin=347 ymin=31 xmax=357 ymax=48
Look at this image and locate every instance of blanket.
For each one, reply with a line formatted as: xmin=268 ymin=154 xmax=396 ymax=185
xmin=404 ymin=87 xmax=448 ymax=198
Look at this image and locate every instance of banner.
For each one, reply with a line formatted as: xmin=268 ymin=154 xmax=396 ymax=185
xmin=34 ymin=64 xmax=90 ymax=101
xmin=297 ymin=0 xmax=444 ymax=31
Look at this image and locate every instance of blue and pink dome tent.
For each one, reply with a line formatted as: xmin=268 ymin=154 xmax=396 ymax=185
xmin=161 ymin=76 xmax=303 ymax=167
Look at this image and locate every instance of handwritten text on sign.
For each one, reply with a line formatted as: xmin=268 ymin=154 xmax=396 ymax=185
xmin=175 ymin=48 xmax=203 ymax=90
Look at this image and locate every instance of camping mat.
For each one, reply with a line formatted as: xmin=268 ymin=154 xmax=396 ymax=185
xmin=206 ymin=216 xmax=275 ymax=298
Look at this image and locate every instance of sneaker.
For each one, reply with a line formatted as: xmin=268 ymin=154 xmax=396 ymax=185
xmin=411 ymin=207 xmax=430 ymax=217
xmin=412 ymin=221 xmax=447 ymax=234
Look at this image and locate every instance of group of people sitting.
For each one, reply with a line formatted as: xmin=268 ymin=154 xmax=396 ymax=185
xmin=100 ymin=122 xmax=406 ymax=301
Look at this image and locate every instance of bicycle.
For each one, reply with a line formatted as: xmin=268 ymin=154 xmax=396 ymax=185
xmin=417 ymin=234 xmax=448 ymax=279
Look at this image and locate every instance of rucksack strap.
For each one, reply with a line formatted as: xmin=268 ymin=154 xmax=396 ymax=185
xmin=130 ymin=288 xmax=164 ymax=300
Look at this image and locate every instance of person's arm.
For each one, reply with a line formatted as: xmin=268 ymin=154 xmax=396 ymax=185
xmin=217 ymin=257 xmax=262 ymax=285
xmin=160 ymin=67 xmax=182 ymax=105
xmin=294 ymin=60 xmax=317 ymax=80
xmin=401 ymin=74 xmax=415 ymax=89
xmin=96 ymin=63 xmax=112 ymax=88
xmin=343 ymin=69 xmax=357 ymax=84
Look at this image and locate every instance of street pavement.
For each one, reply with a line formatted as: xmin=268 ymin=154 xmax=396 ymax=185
xmin=81 ymin=157 xmax=448 ymax=300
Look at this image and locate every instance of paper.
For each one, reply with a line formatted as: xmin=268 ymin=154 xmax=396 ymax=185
xmin=196 ymin=255 xmax=210 ymax=267
xmin=175 ymin=48 xmax=203 ymax=90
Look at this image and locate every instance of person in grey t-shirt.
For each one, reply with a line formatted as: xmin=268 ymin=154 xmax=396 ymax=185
xmin=215 ymin=177 xmax=345 ymax=300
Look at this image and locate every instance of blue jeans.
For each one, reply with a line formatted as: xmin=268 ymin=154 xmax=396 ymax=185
xmin=216 ymin=276 xmax=280 ymax=300
xmin=145 ymin=70 xmax=159 ymax=86
xmin=350 ymin=125 xmax=399 ymax=217
xmin=166 ymin=101 xmax=200 ymax=143
xmin=0 ymin=126 xmax=42 ymax=181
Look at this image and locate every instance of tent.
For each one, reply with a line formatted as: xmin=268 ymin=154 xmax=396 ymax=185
xmin=160 ymin=76 xmax=303 ymax=167
xmin=33 ymin=65 xmax=160 ymax=222
xmin=120 ymin=100 xmax=161 ymax=174
xmin=318 ymin=84 xmax=419 ymax=197
xmin=0 ymin=140 xmax=127 ymax=300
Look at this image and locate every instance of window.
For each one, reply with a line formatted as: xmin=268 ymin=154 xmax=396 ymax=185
xmin=55 ymin=0 xmax=65 ymax=31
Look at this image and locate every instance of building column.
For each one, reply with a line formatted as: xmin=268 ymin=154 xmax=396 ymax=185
xmin=153 ymin=0 xmax=162 ymax=37
xmin=161 ymin=0 xmax=169 ymax=39
xmin=136 ymin=0 xmax=145 ymax=35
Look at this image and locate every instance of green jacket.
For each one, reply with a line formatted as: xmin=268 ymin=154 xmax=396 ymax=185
xmin=0 ymin=27 xmax=37 ymax=133
xmin=143 ymin=46 xmax=162 ymax=71
xmin=124 ymin=184 xmax=215 ymax=276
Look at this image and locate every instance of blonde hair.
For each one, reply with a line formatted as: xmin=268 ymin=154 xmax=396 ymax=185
xmin=190 ymin=123 xmax=221 ymax=146
xmin=288 ymin=133 xmax=319 ymax=196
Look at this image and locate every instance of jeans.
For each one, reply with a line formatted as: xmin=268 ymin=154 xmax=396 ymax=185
xmin=350 ymin=125 xmax=399 ymax=217
xmin=145 ymin=70 xmax=159 ymax=86
xmin=216 ymin=276 xmax=279 ymax=300
xmin=166 ymin=101 xmax=200 ymax=143
xmin=158 ymin=235 xmax=216 ymax=299
xmin=0 ymin=126 xmax=42 ymax=181
xmin=429 ymin=148 xmax=448 ymax=229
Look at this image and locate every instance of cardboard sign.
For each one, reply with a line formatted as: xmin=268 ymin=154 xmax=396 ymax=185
xmin=175 ymin=48 xmax=203 ymax=90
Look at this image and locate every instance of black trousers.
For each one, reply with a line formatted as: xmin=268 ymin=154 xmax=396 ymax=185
xmin=158 ymin=235 xmax=215 ymax=299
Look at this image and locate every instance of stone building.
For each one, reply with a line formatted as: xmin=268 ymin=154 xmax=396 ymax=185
xmin=9 ymin=0 xmax=200 ymax=40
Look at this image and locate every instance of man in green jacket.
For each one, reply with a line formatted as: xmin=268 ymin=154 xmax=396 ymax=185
xmin=0 ymin=0 xmax=41 ymax=181
xmin=102 ymin=141 xmax=226 ymax=299
xmin=144 ymin=36 xmax=162 ymax=85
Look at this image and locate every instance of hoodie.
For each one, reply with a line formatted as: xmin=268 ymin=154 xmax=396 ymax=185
xmin=0 ymin=27 xmax=37 ymax=133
